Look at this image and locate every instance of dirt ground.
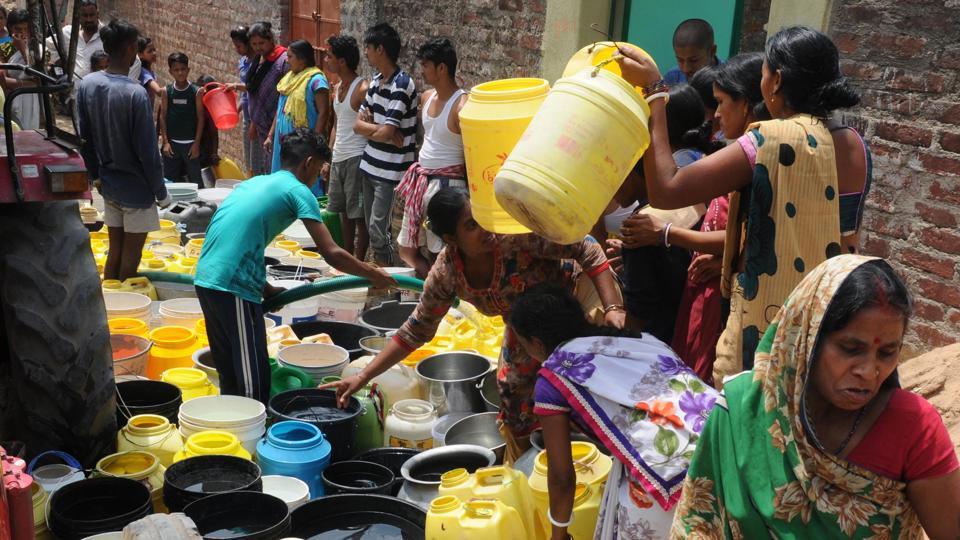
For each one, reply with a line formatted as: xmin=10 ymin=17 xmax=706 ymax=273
xmin=900 ymin=343 xmax=960 ymax=454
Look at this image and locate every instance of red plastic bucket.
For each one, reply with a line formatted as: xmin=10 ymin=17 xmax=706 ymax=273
xmin=201 ymin=82 xmax=239 ymax=130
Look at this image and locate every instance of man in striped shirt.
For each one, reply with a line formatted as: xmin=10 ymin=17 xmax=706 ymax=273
xmin=354 ymin=23 xmax=418 ymax=266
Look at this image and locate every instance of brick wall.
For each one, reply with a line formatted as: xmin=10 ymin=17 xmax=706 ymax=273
xmin=104 ymin=0 xmax=289 ymax=167
xmin=341 ymin=0 xmax=545 ymax=89
xmin=738 ymin=0 xmax=771 ymax=53
xmin=829 ymin=0 xmax=960 ymax=353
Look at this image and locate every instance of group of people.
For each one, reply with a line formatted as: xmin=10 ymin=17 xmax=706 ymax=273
xmin=69 ymin=6 xmax=960 ymax=538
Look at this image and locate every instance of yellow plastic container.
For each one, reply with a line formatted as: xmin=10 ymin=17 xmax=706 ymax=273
xmin=493 ymin=68 xmax=650 ymax=244
xmin=213 ymin=156 xmax=247 ymax=179
xmin=561 ymin=41 xmax=653 ymax=93
xmin=95 ymin=450 xmax=168 ymax=512
xmin=275 ymin=240 xmax=301 ymax=253
xmin=528 ymin=442 xmax=612 ymax=538
xmin=168 ymin=256 xmax=198 ymax=275
xmin=32 ymin=482 xmax=50 ymax=540
xmin=125 ymin=276 xmax=158 ymax=300
xmin=184 ymin=238 xmax=204 ymax=259
xmin=440 ymin=466 xmax=541 ymax=540
xmin=172 ymin=430 xmax=252 ymax=462
xmin=296 ymin=249 xmax=320 ymax=259
xmin=426 ymin=496 xmax=525 ymax=540
xmin=139 ymin=257 xmax=168 ymax=272
xmin=108 ymin=317 xmax=149 ymax=338
xmin=147 ymin=326 xmax=201 ymax=380
xmin=102 ymin=279 xmax=123 ymax=292
xmin=161 ymin=367 xmax=218 ymax=401
xmin=89 ymin=230 xmax=110 ymax=242
xmin=147 ymin=219 xmax=180 ymax=245
xmin=117 ymin=413 xmax=185 ymax=467
xmin=460 ymin=78 xmax=549 ymax=233
xmin=194 ymin=319 xmax=209 ymax=347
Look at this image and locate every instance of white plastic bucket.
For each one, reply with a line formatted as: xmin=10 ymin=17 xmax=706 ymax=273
xmin=154 ymin=281 xmax=197 ymax=301
xmin=317 ymin=288 xmax=368 ymax=323
xmin=103 ymin=292 xmax=152 ymax=323
xmin=277 ymin=343 xmax=349 ymax=381
xmin=261 ymin=475 xmax=310 ymax=510
xmin=265 ymin=279 xmax=319 ymax=326
xmin=382 ymin=267 xmax=418 ymax=301
xmin=198 ymin=188 xmax=233 ymax=206
xmin=265 ymin=247 xmax=292 ymax=259
xmin=159 ymin=298 xmax=203 ymax=327
xmin=177 ymin=395 xmax=267 ymax=456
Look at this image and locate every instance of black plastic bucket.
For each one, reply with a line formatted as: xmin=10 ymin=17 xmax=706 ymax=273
xmin=290 ymin=320 xmax=377 ymax=359
xmin=183 ymin=490 xmax=290 ymax=540
xmin=116 ymin=380 xmax=182 ymax=427
xmin=48 ymin=477 xmax=152 ymax=539
xmin=291 ymin=494 xmax=426 ymax=538
xmin=359 ymin=300 xmax=418 ymax=334
xmin=353 ymin=447 xmax=419 ymax=496
xmin=268 ymin=389 xmax=362 ymax=462
xmin=321 ymin=460 xmax=395 ymax=496
xmin=163 ymin=455 xmax=263 ymax=512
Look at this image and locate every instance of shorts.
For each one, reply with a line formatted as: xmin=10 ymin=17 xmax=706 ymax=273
xmin=103 ymin=198 xmax=160 ymax=234
xmin=327 ymin=155 xmax=364 ymax=219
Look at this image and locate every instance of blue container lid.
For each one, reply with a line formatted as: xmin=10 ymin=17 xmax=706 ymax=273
xmin=257 ymin=420 xmax=332 ymax=465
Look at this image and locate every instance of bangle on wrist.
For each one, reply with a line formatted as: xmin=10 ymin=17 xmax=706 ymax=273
xmin=603 ymin=304 xmax=625 ymax=314
xmin=662 ymin=222 xmax=673 ymax=248
xmin=547 ymin=508 xmax=573 ymax=528
xmin=645 ymin=91 xmax=669 ymax=105
xmin=641 ymin=79 xmax=668 ymax=97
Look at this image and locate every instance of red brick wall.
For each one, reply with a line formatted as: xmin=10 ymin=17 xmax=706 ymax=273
xmin=829 ymin=1 xmax=960 ymax=352
xmin=103 ymin=0 xmax=289 ymax=167
xmin=738 ymin=0 xmax=771 ymax=53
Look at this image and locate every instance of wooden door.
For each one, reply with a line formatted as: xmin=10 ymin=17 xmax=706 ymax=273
xmin=289 ymin=0 xmax=341 ymax=64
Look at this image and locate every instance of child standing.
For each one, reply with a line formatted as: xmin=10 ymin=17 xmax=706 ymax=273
xmin=137 ymin=36 xmax=162 ymax=110
xmin=90 ymin=50 xmax=109 ymax=73
xmin=159 ymin=52 xmax=205 ymax=186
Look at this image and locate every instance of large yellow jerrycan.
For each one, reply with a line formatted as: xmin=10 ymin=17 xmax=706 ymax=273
xmin=528 ymin=442 xmax=612 ymax=538
xmin=440 ymin=466 xmax=542 ymax=540
xmin=426 ymin=495 xmax=525 ymax=540
xmin=494 ymin=68 xmax=650 ymax=244
xmin=459 ymin=78 xmax=549 ymax=234
xmin=124 ymin=276 xmax=158 ymax=301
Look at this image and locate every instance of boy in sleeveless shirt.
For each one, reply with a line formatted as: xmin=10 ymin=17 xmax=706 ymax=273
xmin=159 ymin=52 xmax=205 ymax=186
xmin=394 ymin=38 xmax=468 ymax=278
xmin=325 ymin=35 xmax=370 ymax=260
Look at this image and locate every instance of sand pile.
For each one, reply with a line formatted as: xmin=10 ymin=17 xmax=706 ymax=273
xmin=900 ymin=343 xmax=960 ymax=454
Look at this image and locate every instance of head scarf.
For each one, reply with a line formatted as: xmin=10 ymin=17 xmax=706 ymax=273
xmin=671 ymin=254 xmax=921 ymax=539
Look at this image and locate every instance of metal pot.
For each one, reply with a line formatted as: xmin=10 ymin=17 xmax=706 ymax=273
xmin=359 ymin=300 xmax=418 ymax=335
xmin=415 ymin=352 xmax=492 ymax=415
xmin=478 ymin=370 xmax=500 ymax=413
xmin=443 ymin=412 xmax=505 ymax=463
xmin=397 ymin=444 xmax=495 ymax=510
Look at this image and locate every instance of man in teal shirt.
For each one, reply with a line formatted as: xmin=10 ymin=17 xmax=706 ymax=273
xmin=195 ymin=128 xmax=395 ymax=403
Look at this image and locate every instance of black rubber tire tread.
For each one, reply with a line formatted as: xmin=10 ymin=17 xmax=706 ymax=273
xmin=0 ymin=201 xmax=116 ymax=467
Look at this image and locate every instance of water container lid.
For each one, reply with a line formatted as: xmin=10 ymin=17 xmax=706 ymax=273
xmin=266 ymin=420 xmax=329 ymax=451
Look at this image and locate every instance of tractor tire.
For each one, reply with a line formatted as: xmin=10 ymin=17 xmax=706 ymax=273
xmin=0 ymin=201 xmax=116 ymax=467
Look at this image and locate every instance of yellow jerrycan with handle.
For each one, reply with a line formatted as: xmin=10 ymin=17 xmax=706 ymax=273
xmin=426 ymin=496 xmax=525 ymax=540
xmin=459 ymin=78 xmax=550 ymax=234
xmin=494 ymin=67 xmax=650 ymax=244
xmin=439 ymin=465 xmax=542 ymax=540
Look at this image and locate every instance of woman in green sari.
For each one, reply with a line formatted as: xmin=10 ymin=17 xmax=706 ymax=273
xmin=671 ymin=255 xmax=960 ymax=539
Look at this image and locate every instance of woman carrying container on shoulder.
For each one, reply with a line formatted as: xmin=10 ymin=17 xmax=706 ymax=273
xmin=322 ymin=188 xmax=625 ymax=462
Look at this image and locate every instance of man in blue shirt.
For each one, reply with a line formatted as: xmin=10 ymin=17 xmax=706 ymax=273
xmin=78 ymin=18 xmax=169 ymax=281
xmin=195 ymin=128 xmax=396 ymax=403
xmin=663 ymin=19 xmax=721 ymax=85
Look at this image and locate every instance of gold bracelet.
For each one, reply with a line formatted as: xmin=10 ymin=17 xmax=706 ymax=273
xmin=603 ymin=304 xmax=626 ymax=314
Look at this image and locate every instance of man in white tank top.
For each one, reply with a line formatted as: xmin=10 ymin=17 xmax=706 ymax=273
xmin=325 ymin=35 xmax=370 ymax=259
xmin=395 ymin=38 xmax=468 ymax=278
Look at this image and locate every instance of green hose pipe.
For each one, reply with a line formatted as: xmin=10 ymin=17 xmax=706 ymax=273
xmin=139 ymin=271 xmax=195 ymax=285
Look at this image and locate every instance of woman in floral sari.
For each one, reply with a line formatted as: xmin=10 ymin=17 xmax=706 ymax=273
xmin=510 ymin=284 xmax=720 ymax=540
xmin=671 ymin=255 xmax=960 ymax=539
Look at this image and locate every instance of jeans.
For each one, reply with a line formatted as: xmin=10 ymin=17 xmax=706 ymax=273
xmin=362 ymin=173 xmax=397 ymax=263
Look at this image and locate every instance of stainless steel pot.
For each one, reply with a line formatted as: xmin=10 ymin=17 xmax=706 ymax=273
xmin=478 ymin=370 xmax=500 ymax=412
xmin=397 ymin=444 xmax=495 ymax=509
xmin=415 ymin=352 xmax=492 ymax=415
xmin=442 ymin=412 xmax=505 ymax=463
xmin=359 ymin=300 xmax=418 ymax=335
